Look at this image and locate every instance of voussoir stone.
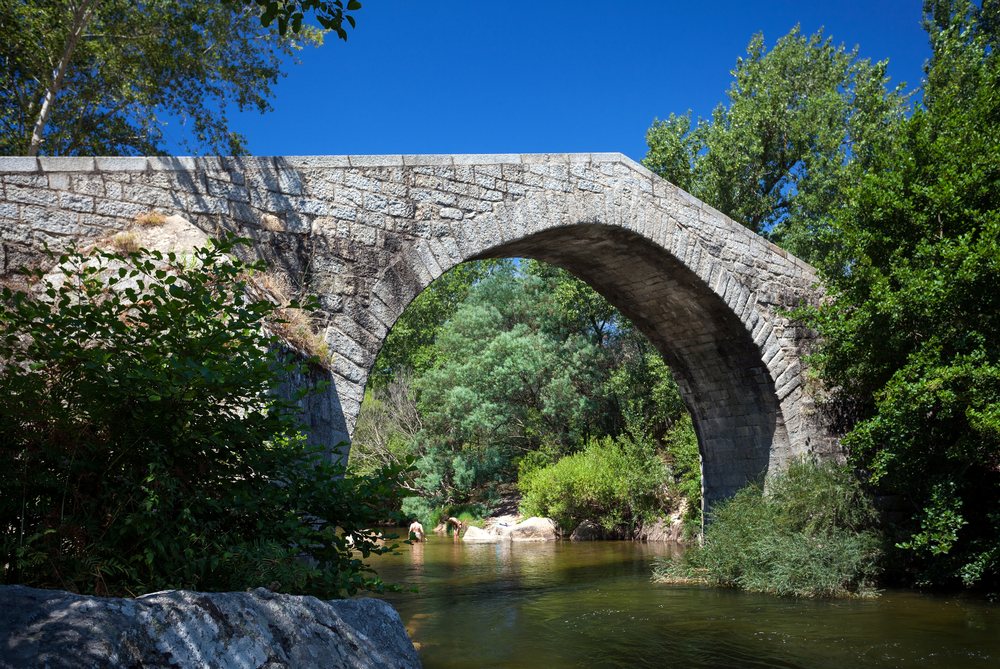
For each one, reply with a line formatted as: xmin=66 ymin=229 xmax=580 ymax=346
xmin=0 ymin=584 xmax=420 ymax=669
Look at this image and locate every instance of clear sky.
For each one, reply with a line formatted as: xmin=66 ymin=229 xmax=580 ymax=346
xmin=177 ymin=1 xmax=932 ymax=162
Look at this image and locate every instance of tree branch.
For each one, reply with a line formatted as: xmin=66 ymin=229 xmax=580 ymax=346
xmin=27 ymin=0 xmax=99 ymax=156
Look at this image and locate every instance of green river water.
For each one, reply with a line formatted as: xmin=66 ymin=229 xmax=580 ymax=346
xmin=368 ymin=531 xmax=999 ymax=669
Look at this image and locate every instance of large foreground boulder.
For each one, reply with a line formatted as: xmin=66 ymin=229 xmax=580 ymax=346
xmin=508 ymin=517 xmax=559 ymax=542
xmin=0 ymin=585 xmax=420 ymax=669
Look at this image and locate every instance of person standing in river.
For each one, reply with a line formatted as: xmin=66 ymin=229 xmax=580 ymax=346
xmin=409 ymin=520 xmax=425 ymax=542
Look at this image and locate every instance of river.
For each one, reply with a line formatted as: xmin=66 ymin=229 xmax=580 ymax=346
xmin=367 ymin=531 xmax=999 ymax=669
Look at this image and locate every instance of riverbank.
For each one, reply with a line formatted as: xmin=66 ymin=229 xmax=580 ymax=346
xmin=370 ymin=532 xmax=1000 ymax=669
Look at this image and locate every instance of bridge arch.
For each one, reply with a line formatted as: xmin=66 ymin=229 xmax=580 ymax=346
xmin=0 ymin=152 xmax=838 ymax=509
xmin=350 ymin=157 xmax=835 ymax=509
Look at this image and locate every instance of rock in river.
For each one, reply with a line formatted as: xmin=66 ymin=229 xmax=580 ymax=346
xmin=509 ymin=517 xmax=559 ymax=542
xmin=462 ymin=525 xmax=499 ymax=543
xmin=570 ymin=519 xmax=605 ymax=541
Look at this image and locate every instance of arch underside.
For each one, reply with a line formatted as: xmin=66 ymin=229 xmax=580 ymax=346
xmin=471 ymin=225 xmax=786 ymax=509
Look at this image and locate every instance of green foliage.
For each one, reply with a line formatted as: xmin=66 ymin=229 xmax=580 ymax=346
xmin=663 ymin=415 xmax=702 ymax=525
xmin=400 ymin=497 xmax=439 ymax=532
xmin=1 ymin=0 xmax=323 ymax=156
xmin=355 ymin=258 xmax=701 ymax=528
xmin=0 ymin=237 xmax=404 ymax=597
xmin=369 ymin=260 xmax=502 ymax=390
xmin=519 ymin=434 xmax=668 ymax=537
xmin=245 ymin=0 xmax=363 ymax=38
xmin=655 ymin=461 xmax=882 ymax=598
xmin=349 ymin=375 xmax=421 ymax=479
xmin=644 ymin=25 xmax=906 ymax=266
xmin=806 ymin=0 xmax=1000 ymax=589
xmin=403 ymin=265 xmax=605 ymax=512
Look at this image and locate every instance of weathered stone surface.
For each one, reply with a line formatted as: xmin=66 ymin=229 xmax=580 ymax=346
xmin=636 ymin=500 xmax=689 ymax=542
xmin=136 ymin=213 xmax=210 ymax=252
xmin=635 ymin=517 xmax=685 ymax=543
xmin=509 ymin=517 xmax=559 ymax=542
xmin=462 ymin=525 xmax=499 ymax=543
xmin=0 ymin=585 xmax=420 ymax=669
xmin=0 ymin=153 xmax=841 ymax=512
xmin=570 ymin=519 xmax=605 ymax=541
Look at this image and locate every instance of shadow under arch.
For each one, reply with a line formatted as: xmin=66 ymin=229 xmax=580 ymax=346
xmin=457 ymin=223 xmax=785 ymax=512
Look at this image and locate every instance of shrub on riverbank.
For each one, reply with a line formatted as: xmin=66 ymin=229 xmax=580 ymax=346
xmin=0 ymin=238 xmax=405 ymax=598
xmin=519 ymin=434 xmax=668 ymax=537
xmin=653 ymin=460 xmax=883 ymax=598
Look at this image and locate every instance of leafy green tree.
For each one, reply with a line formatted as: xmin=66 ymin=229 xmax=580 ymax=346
xmin=245 ymin=0 xmax=362 ymax=37
xmin=368 ymin=260 xmax=503 ymax=390
xmin=644 ymin=26 xmax=906 ymax=266
xmin=0 ymin=237 xmax=404 ymax=597
xmin=809 ymin=0 xmax=1000 ymax=589
xmin=415 ymin=267 xmax=605 ymax=457
xmin=358 ymin=259 xmax=701 ymax=526
xmin=1 ymin=0 xmax=323 ymax=156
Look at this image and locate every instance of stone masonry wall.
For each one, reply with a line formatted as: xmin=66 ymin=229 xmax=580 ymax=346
xmin=0 ymin=153 xmax=840 ymax=509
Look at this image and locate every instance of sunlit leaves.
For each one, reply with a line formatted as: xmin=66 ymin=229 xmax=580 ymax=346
xmin=808 ymin=0 xmax=1000 ymax=588
xmin=0 ymin=236 xmax=404 ymax=597
xmin=1 ymin=1 xmax=324 ymax=155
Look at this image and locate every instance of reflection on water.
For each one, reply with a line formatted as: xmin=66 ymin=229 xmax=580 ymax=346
xmin=367 ymin=530 xmax=999 ymax=669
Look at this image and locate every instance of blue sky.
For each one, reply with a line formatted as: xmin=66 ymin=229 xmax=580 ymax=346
xmin=179 ymin=1 xmax=931 ymax=161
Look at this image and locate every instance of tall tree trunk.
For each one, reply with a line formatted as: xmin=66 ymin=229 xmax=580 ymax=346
xmin=26 ymin=0 xmax=98 ymax=156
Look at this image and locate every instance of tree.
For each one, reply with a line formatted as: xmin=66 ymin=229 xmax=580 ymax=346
xmin=0 ymin=0 xmax=327 ymax=156
xmin=352 ymin=259 xmax=702 ymax=528
xmin=644 ymin=26 xmax=906 ymax=267
xmin=809 ymin=0 xmax=1000 ymax=588
xmin=350 ymin=371 xmax=423 ymax=481
xmin=0 ymin=236 xmax=404 ymax=597
xmin=246 ymin=0 xmax=363 ymax=37
xmin=368 ymin=260 xmax=503 ymax=390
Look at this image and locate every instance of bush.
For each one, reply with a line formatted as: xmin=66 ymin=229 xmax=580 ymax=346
xmin=663 ymin=415 xmax=702 ymax=527
xmin=654 ymin=460 xmax=883 ymax=598
xmin=519 ymin=434 xmax=668 ymax=536
xmin=0 ymin=237 xmax=404 ymax=598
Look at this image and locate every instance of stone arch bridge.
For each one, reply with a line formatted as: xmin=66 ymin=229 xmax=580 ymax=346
xmin=0 ymin=153 xmax=838 ymax=509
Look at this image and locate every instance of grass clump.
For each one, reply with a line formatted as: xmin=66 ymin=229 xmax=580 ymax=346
xmin=653 ymin=459 xmax=883 ymax=598
xmin=109 ymin=231 xmax=140 ymax=253
xmin=249 ymin=270 xmax=331 ymax=365
xmin=133 ymin=210 xmax=166 ymax=227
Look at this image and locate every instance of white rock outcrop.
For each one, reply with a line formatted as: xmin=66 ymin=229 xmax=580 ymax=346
xmin=462 ymin=525 xmax=499 ymax=543
xmin=508 ymin=516 xmax=559 ymax=542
